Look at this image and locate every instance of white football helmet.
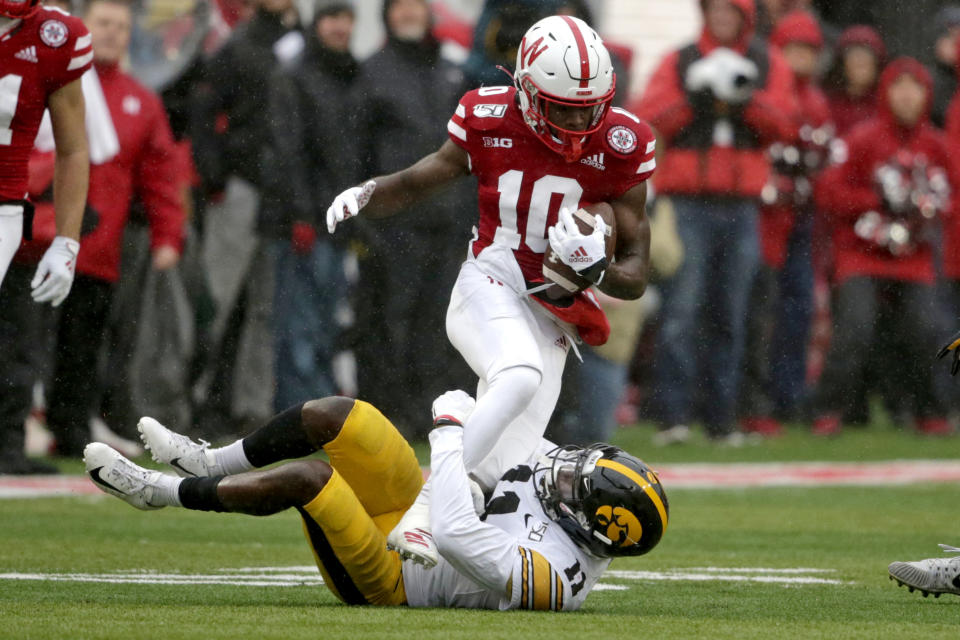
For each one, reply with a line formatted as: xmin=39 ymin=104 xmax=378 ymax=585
xmin=514 ymin=15 xmax=616 ymax=162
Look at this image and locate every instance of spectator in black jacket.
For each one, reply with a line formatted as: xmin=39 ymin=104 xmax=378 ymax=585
xmin=931 ymin=6 xmax=960 ymax=129
xmin=189 ymin=0 xmax=302 ymax=433
xmin=350 ymin=0 xmax=474 ymax=437
xmin=260 ymin=0 xmax=361 ymax=411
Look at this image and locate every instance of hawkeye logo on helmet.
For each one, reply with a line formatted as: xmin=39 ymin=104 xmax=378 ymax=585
xmin=595 ymin=505 xmax=643 ymax=548
xmin=520 ymin=36 xmax=548 ymax=67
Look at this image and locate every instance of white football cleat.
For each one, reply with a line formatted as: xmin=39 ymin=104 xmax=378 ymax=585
xmin=84 ymin=442 xmax=166 ymax=511
xmin=387 ymin=500 xmax=438 ymax=568
xmin=888 ymin=544 xmax=960 ymax=597
xmin=138 ymin=417 xmax=215 ymax=478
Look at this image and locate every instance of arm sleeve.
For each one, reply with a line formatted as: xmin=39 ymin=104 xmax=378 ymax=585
xmin=631 ymin=52 xmax=693 ymax=144
xmin=136 ymin=94 xmax=187 ymax=252
xmin=429 ymin=426 xmax=519 ymax=595
xmin=429 ymin=427 xmax=570 ymax=611
xmin=447 ymin=99 xmax=471 ymax=152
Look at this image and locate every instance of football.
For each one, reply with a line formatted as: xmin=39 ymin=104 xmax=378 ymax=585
xmin=541 ymin=202 xmax=617 ymax=300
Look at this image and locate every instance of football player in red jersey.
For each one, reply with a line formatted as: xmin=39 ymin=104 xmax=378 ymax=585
xmin=327 ymin=15 xmax=655 ymax=567
xmin=0 ymin=0 xmax=89 ymax=305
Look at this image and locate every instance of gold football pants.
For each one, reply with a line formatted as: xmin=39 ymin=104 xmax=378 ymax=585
xmin=298 ymin=400 xmax=423 ymax=606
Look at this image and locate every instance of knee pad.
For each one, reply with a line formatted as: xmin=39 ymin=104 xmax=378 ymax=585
xmin=489 ymin=364 xmax=542 ymax=404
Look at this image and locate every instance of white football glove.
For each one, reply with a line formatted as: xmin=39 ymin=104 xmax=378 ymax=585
xmin=468 ymin=477 xmax=486 ymax=515
xmin=432 ymin=389 xmax=476 ymax=427
xmin=705 ymin=48 xmax=758 ymax=105
xmin=326 ymin=179 xmax=377 ymax=234
xmin=31 ymin=236 xmax=79 ymax=307
xmin=547 ymin=208 xmax=608 ymax=275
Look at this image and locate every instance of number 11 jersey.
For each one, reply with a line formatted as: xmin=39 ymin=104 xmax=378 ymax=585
xmin=446 ymin=86 xmax=656 ymax=283
xmin=0 ymin=7 xmax=91 ymax=201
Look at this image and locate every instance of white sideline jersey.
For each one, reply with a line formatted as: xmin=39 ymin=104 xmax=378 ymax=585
xmin=402 ymin=428 xmax=610 ymax=610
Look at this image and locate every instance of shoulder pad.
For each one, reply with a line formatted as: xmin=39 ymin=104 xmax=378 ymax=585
xmin=603 ymin=107 xmax=656 ymax=158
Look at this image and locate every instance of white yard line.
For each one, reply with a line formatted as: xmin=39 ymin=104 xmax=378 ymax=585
xmin=0 ymin=566 xmax=852 ymax=588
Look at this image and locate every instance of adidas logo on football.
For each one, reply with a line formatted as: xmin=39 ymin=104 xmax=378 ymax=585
xmin=580 ymin=152 xmax=605 ymax=171
xmin=568 ymin=247 xmax=592 ymax=263
xmin=15 ymin=46 xmax=38 ymax=63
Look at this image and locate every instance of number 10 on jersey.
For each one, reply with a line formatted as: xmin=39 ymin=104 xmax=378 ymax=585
xmin=495 ymin=170 xmax=583 ymax=253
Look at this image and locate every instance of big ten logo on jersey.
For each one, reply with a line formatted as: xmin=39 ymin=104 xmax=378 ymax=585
xmin=483 ymin=137 xmax=513 ymax=149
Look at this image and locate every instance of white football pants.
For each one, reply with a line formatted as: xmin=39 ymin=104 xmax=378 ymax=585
xmin=0 ymin=206 xmax=23 ymax=289
xmin=445 ymin=259 xmax=572 ymax=489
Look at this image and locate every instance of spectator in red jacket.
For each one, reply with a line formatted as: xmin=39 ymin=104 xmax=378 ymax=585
xmin=740 ymin=10 xmax=833 ymax=435
xmin=825 ymin=25 xmax=885 ymax=136
xmin=811 ymin=58 xmax=953 ymax=437
xmin=0 ymin=0 xmax=186 ymax=466
xmin=633 ymin=0 xmax=796 ymax=444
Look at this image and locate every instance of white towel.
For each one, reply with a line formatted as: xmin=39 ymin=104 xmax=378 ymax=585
xmin=34 ymin=67 xmax=120 ymax=165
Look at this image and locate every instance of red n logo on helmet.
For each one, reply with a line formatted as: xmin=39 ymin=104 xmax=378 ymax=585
xmin=520 ymin=36 xmax=548 ymax=68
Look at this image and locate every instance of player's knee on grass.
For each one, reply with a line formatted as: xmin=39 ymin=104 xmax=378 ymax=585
xmin=302 ymin=396 xmax=356 ymax=447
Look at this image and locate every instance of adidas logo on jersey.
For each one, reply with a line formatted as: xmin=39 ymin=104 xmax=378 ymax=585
xmin=15 ymin=46 xmax=38 ymax=63
xmin=568 ymin=247 xmax=592 ymax=263
xmin=580 ymin=153 xmax=605 ymax=171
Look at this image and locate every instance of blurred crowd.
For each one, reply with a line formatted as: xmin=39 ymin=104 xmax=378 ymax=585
xmin=4 ymin=0 xmax=960 ymax=474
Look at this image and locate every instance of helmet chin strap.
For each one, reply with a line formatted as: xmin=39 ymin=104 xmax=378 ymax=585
xmin=561 ymin=136 xmax=585 ymax=163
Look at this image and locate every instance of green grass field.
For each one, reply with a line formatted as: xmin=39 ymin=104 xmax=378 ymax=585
xmin=1 ymin=423 xmax=958 ymax=639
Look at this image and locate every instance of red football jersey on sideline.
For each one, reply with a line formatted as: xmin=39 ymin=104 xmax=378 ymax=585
xmin=447 ymin=86 xmax=656 ymax=283
xmin=0 ymin=7 xmax=91 ymax=200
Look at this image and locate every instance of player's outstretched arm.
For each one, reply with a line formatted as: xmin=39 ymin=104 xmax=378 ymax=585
xmin=47 ymin=78 xmax=88 ymax=242
xmin=598 ymin=182 xmax=650 ymax=300
xmin=326 ymin=140 xmax=469 ymax=233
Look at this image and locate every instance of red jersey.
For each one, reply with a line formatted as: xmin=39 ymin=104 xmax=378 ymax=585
xmin=0 ymin=7 xmax=91 ymax=201
xmin=447 ymin=86 xmax=655 ymax=283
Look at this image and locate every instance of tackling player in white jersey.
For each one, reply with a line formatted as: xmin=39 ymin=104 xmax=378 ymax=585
xmin=84 ymin=393 xmax=669 ymax=610
xmin=326 ymin=15 xmax=656 ymax=566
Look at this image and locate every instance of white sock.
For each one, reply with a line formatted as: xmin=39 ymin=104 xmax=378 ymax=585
xmin=152 ymin=473 xmax=183 ymax=507
xmin=413 ymin=477 xmax=431 ymax=509
xmin=211 ymin=440 xmax=255 ymax=475
xmin=462 ymin=365 xmax=541 ymax=470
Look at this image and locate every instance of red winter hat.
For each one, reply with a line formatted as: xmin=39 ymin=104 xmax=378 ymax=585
xmin=876 ymin=56 xmax=932 ymax=125
xmin=837 ymin=25 xmax=886 ymax=62
xmin=770 ymin=10 xmax=823 ymax=50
